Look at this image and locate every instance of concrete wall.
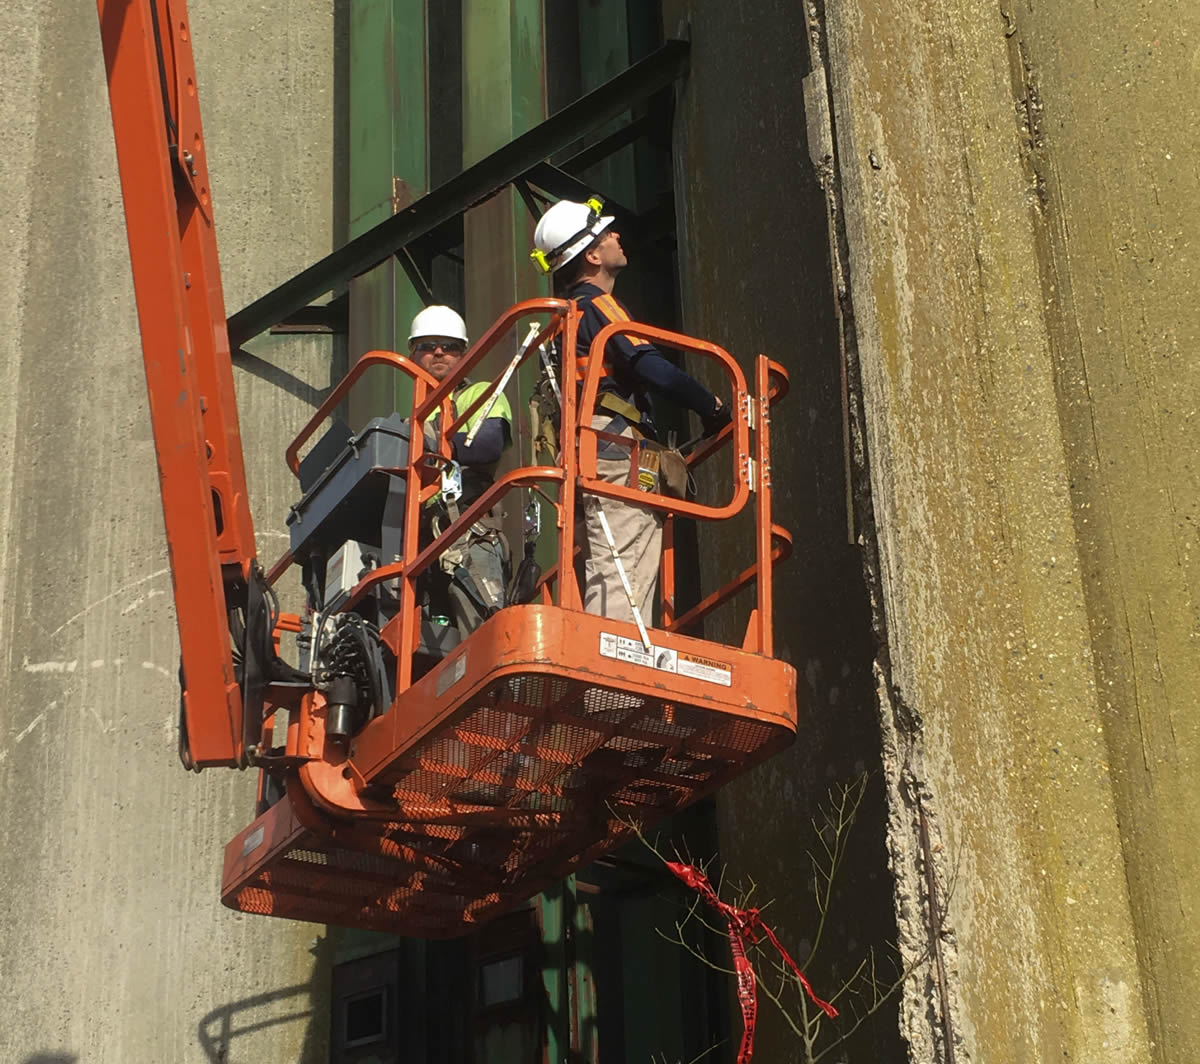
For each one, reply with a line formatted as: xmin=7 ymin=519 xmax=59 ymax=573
xmin=667 ymin=0 xmax=1198 ymax=1061
xmin=0 ymin=3 xmax=343 ymax=1060
xmin=1008 ymin=2 xmax=1200 ymax=1056
xmin=822 ymin=0 xmax=1196 ymax=1059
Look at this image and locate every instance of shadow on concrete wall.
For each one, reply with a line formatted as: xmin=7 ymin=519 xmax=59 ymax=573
xmin=233 ymin=347 xmax=333 ymax=408
xmin=20 ymin=1055 xmax=78 ymax=1064
xmin=197 ymin=980 xmax=326 ymax=1064
xmin=197 ymin=929 xmax=332 ymax=1064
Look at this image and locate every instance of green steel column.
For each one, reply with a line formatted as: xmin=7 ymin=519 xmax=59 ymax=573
xmin=459 ymin=9 xmax=599 ymax=1054
xmin=539 ymin=877 xmax=574 ymax=1062
xmin=340 ymin=0 xmax=427 ymax=1007
xmin=573 ymin=880 xmax=599 ymax=1061
xmin=348 ymin=0 xmax=429 ymax=429
xmin=461 ymin=0 xmax=547 ymax=482
xmin=576 ymin=1 xmax=636 ymax=208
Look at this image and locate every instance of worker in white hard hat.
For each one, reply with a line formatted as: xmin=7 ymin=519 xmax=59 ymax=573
xmin=531 ymin=198 xmax=731 ymax=625
xmin=409 ymin=305 xmax=513 ymax=635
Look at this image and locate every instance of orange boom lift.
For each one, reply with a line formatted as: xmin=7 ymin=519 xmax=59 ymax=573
xmin=98 ymin=0 xmax=800 ymax=937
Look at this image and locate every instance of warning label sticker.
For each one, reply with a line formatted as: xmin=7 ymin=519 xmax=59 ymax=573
xmin=676 ymin=651 xmax=732 ymax=687
xmin=599 ymin=633 xmax=731 ymax=687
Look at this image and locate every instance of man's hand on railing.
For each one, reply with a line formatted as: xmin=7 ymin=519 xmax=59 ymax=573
xmin=700 ymin=396 xmax=733 ymax=439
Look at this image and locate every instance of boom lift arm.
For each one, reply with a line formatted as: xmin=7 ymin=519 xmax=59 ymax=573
xmin=98 ymin=0 xmax=262 ymax=768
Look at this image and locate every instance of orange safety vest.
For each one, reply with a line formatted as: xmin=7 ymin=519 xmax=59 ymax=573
xmin=574 ymin=292 xmax=652 ymax=384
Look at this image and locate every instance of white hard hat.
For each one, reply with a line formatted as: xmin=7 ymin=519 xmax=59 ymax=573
xmin=409 ymin=305 xmax=468 ymax=344
xmin=530 ymin=197 xmax=614 ymax=274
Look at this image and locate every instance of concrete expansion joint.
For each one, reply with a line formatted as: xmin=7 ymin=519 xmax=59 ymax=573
xmin=826 ymin=145 xmax=959 ymax=1059
xmin=856 ymin=477 xmax=961 ymax=1062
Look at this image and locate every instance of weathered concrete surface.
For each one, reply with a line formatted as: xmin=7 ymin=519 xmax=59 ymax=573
xmin=0 ymin=2 xmax=342 ymax=1060
xmin=1009 ymin=3 xmax=1200 ymax=1058
xmin=822 ymin=0 xmax=1197 ymax=1059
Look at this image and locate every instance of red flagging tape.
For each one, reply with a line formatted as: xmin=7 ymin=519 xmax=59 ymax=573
xmin=666 ymin=860 xmax=837 ymax=1064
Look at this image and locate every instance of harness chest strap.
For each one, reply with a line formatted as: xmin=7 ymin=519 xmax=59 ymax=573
xmin=595 ymin=391 xmax=643 ymax=426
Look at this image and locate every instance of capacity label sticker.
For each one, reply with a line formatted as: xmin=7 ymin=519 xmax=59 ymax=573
xmin=599 ymin=633 xmax=731 ymax=687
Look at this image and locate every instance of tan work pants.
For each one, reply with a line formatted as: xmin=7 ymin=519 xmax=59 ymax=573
xmin=580 ymin=415 xmax=663 ymax=624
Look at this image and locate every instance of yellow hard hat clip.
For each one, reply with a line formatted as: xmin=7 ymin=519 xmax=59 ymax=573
xmin=530 ymin=248 xmax=551 ymax=274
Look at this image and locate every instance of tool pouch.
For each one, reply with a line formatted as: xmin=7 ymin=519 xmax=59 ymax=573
xmin=638 ymin=442 xmax=690 ymax=498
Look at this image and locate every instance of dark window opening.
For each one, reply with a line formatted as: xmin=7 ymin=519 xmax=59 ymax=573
xmin=344 ymin=987 xmax=387 ymax=1048
xmin=329 ymin=949 xmax=401 ymax=1064
xmin=477 ymin=953 xmax=525 ymax=1009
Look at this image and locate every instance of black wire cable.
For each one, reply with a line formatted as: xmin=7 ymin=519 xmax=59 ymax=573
xmin=147 ymin=0 xmax=180 ymax=155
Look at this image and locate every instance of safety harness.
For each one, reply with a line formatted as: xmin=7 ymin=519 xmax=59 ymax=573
xmin=426 ymin=385 xmax=511 ymax=620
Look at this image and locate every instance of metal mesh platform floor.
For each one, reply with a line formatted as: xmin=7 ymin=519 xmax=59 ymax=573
xmin=225 ymin=664 xmax=794 ymax=937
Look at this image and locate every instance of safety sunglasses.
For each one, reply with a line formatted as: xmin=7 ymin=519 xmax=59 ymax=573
xmin=413 ymin=339 xmax=467 ymax=355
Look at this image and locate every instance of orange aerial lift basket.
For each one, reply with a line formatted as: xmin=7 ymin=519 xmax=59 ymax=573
xmin=222 ymin=302 xmax=798 ymax=937
xmin=96 ymin=0 xmax=798 ymax=939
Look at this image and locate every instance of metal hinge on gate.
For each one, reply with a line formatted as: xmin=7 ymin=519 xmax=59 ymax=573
xmin=741 ymin=393 xmax=756 ymax=431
